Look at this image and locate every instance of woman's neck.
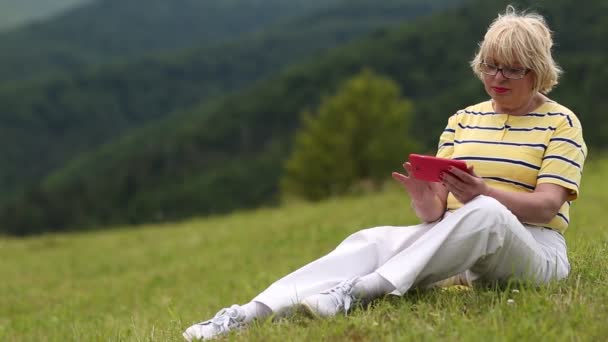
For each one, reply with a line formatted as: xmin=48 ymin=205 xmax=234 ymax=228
xmin=493 ymin=93 xmax=547 ymax=116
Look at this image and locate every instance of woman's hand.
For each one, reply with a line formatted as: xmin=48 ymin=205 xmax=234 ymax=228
xmin=392 ymin=162 xmax=436 ymax=203
xmin=393 ymin=162 xmax=447 ymax=222
xmin=441 ymin=165 xmax=490 ymax=204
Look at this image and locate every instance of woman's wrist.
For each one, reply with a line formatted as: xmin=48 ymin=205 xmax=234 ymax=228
xmin=411 ymin=196 xmax=432 ymax=210
xmin=411 ymin=195 xmax=443 ymax=222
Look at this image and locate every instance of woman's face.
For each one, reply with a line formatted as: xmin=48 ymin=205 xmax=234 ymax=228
xmin=481 ymin=59 xmax=536 ymax=111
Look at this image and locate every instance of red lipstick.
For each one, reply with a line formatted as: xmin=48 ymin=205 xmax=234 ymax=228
xmin=492 ymin=87 xmax=509 ymax=94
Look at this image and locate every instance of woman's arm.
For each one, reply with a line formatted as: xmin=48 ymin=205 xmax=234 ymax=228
xmin=442 ymin=166 xmax=569 ymax=223
xmin=484 ymin=183 xmax=568 ymax=223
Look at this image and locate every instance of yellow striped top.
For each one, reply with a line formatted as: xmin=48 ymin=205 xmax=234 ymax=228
xmin=436 ymin=100 xmax=587 ymax=233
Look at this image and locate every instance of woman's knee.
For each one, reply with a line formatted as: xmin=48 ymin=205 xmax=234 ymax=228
xmin=338 ymin=226 xmax=393 ymax=247
xmin=450 ymin=195 xmax=517 ymax=241
xmin=464 ymin=195 xmax=512 ymax=221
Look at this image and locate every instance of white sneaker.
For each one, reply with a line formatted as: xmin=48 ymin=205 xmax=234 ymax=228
xmin=301 ymin=277 xmax=360 ymax=317
xmin=183 ymin=304 xmax=247 ymax=341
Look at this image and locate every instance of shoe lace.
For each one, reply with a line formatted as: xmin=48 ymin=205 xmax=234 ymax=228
xmin=321 ymin=278 xmax=357 ymax=313
xmin=205 ymin=305 xmax=244 ymax=333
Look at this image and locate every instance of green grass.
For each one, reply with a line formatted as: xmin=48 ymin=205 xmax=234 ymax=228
xmin=1 ymin=159 xmax=608 ymax=341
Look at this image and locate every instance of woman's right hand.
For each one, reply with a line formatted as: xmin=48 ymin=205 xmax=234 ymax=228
xmin=392 ymin=162 xmax=435 ymax=202
xmin=392 ymin=162 xmax=447 ymax=222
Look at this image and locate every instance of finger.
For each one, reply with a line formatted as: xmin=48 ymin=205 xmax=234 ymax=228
xmin=448 ymin=167 xmax=475 ymax=183
xmin=403 ymin=162 xmax=414 ymax=176
xmin=443 ymin=183 xmax=461 ymax=199
xmin=442 ymin=172 xmax=465 ymax=193
xmin=443 ymin=181 xmax=466 ymax=202
xmin=392 ymin=172 xmax=409 ymax=184
xmin=467 ymin=165 xmax=478 ymax=177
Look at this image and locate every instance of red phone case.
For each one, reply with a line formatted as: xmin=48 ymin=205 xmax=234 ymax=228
xmin=408 ymin=154 xmax=468 ymax=182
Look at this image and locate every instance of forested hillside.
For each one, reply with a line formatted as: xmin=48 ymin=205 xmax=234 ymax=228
xmin=0 ymin=0 xmax=345 ymax=82
xmin=3 ymin=0 xmax=607 ymax=235
xmin=0 ymin=0 xmax=454 ymax=201
xmin=0 ymin=0 xmax=89 ymax=31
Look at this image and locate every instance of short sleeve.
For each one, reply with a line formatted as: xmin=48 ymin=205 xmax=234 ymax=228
xmin=537 ymin=117 xmax=587 ymax=201
xmin=436 ymin=114 xmax=458 ymax=159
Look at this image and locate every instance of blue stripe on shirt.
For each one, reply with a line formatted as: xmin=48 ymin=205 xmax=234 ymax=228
xmin=458 ymin=109 xmax=499 ymax=115
xmin=526 ymin=112 xmax=574 ymax=127
xmin=537 ymin=174 xmax=579 ymax=187
xmin=455 ymin=139 xmax=547 ymax=150
xmin=454 ymin=156 xmax=540 ymax=170
xmin=549 ymin=137 xmax=586 ymax=158
xmin=457 ymin=123 xmax=558 ymax=132
xmin=506 ymin=125 xmax=557 ymax=132
xmin=549 ymin=137 xmax=583 ymax=148
xmin=458 ymin=123 xmax=504 ymax=131
xmin=483 ymin=177 xmax=535 ymax=190
xmin=543 ymin=155 xmax=582 ymax=169
xmin=547 ymin=112 xmax=574 ymax=127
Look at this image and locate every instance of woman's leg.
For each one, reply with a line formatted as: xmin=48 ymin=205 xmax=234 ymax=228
xmin=375 ymin=195 xmax=570 ymax=295
xmin=184 ymin=195 xmax=570 ymax=340
xmin=252 ymin=221 xmax=438 ymax=313
xmin=184 ymin=221 xmax=439 ymax=340
xmin=300 ymin=195 xmax=570 ymax=318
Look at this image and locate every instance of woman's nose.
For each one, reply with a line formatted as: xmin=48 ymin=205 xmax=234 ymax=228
xmin=494 ymin=69 xmax=508 ymax=81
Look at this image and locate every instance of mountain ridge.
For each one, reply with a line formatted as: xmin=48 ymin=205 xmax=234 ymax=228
xmin=0 ymin=0 xmax=345 ymax=82
xmin=0 ymin=0 xmax=90 ymax=31
xmin=0 ymin=0 xmax=455 ymax=200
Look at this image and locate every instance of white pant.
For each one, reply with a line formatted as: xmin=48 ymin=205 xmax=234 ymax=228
xmin=253 ymin=196 xmax=570 ymax=312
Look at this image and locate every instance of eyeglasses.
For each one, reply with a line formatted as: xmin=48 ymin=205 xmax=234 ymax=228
xmin=479 ymin=62 xmax=531 ymax=80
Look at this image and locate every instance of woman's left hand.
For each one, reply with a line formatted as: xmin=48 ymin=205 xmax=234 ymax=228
xmin=441 ymin=165 xmax=490 ymax=204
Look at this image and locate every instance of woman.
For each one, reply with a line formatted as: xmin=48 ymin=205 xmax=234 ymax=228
xmin=183 ymin=6 xmax=587 ymax=341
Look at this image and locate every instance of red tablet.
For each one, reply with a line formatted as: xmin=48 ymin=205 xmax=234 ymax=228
xmin=408 ymin=154 xmax=468 ymax=182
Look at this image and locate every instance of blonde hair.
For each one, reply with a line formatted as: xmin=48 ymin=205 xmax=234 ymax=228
xmin=470 ymin=5 xmax=562 ymax=94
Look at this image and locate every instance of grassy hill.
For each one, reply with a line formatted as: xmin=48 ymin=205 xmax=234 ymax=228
xmin=1 ymin=158 xmax=606 ymax=341
xmin=0 ymin=0 xmax=346 ymax=82
xmin=0 ymin=0 xmax=89 ymax=31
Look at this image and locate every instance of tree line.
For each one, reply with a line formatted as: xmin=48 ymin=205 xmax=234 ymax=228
xmin=2 ymin=0 xmax=607 ymax=235
xmin=0 ymin=0 xmax=449 ymax=200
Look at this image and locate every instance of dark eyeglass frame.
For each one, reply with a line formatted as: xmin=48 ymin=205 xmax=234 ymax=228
xmin=479 ymin=62 xmax=531 ymax=80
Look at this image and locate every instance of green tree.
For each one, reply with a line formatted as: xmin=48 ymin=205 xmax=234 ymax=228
xmin=281 ymin=69 xmax=417 ymax=200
